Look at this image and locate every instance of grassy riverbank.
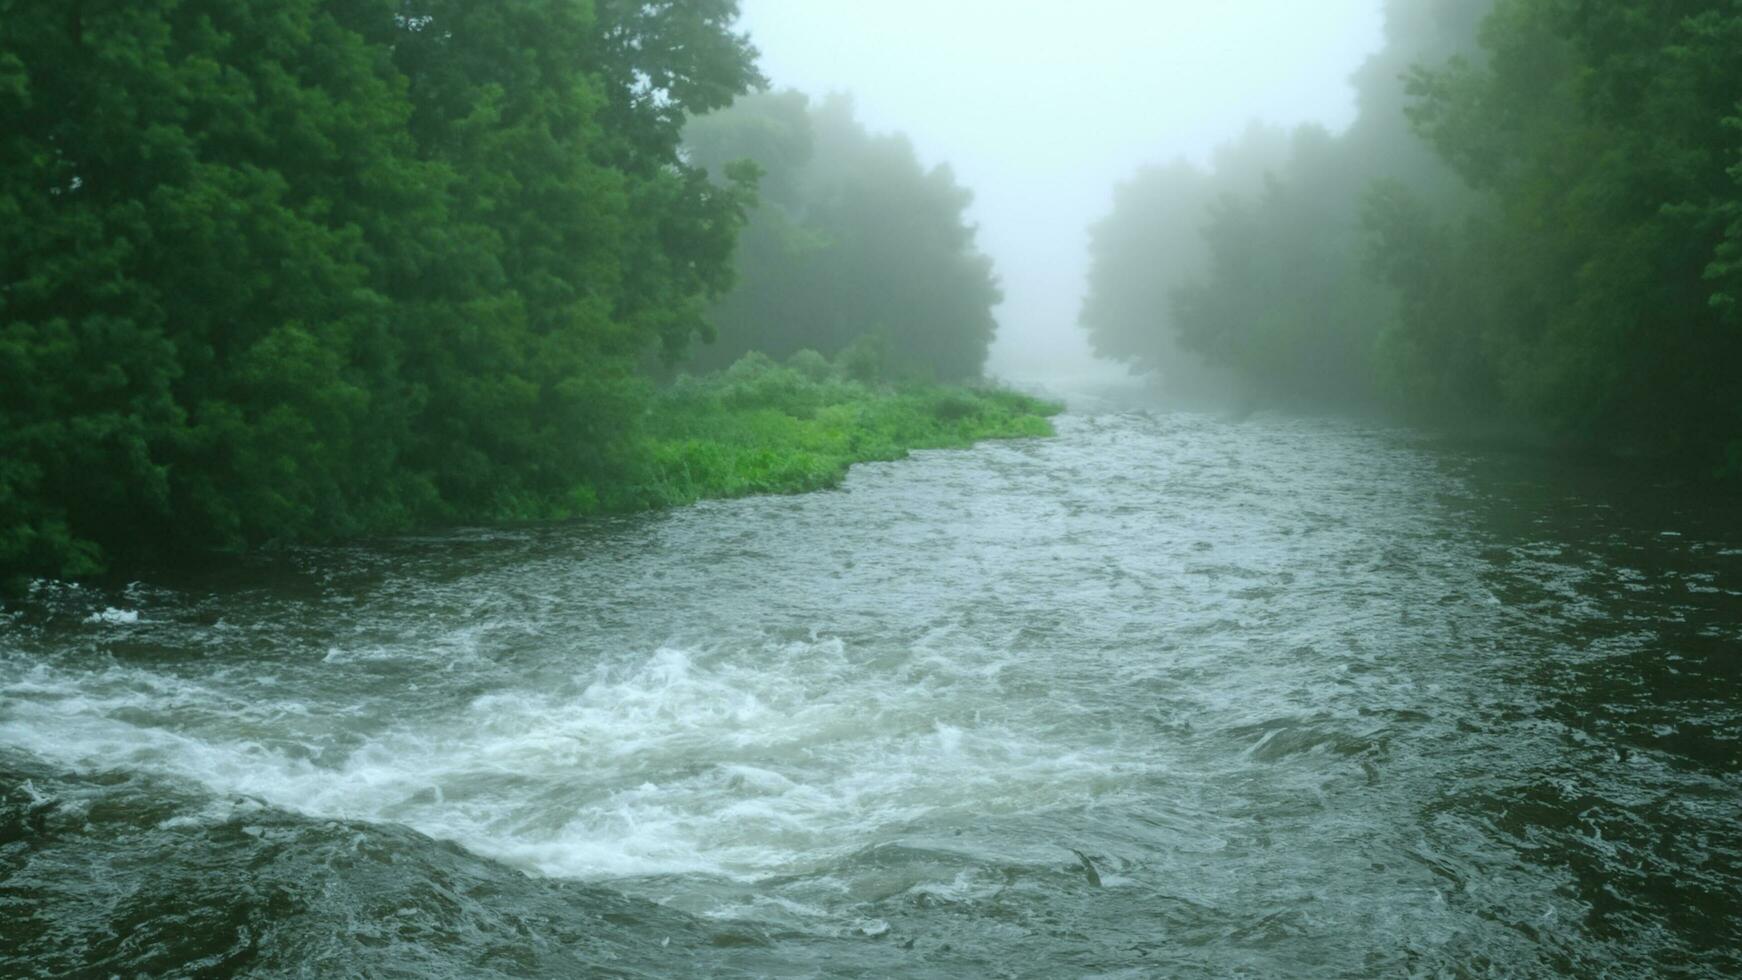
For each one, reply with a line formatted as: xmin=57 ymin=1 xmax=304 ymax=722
xmin=0 ymin=351 xmax=1058 ymax=588
xmin=614 ymin=352 xmax=1061 ymax=509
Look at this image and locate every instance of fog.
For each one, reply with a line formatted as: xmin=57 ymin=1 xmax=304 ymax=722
xmin=735 ymin=1 xmax=1387 ymax=384
xmin=9 ymin=4 xmax=1742 ymax=974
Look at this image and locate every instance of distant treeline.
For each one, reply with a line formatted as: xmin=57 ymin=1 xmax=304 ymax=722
xmin=0 ymin=2 xmax=1005 ymax=579
xmin=1085 ymin=0 xmax=1742 ymax=477
xmin=683 ymin=90 xmax=1000 ymax=381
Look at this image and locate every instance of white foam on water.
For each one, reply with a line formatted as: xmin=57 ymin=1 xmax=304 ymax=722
xmin=0 ymin=633 xmax=1139 ymax=886
xmin=84 ymin=607 xmax=140 ymax=625
xmin=3 ymin=411 xmax=1735 ymax=974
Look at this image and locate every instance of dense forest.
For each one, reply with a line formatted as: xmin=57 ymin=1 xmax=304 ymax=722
xmin=1085 ymin=0 xmax=1742 ymax=476
xmin=0 ymin=1 xmax=1021 ymax=581
xmin=8 ymin=0 xmax=1736 ymax=582
xmin=682 ymin=90 xmax=1000 ymax=381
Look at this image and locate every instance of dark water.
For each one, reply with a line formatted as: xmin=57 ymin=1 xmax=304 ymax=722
xmin=3 ymin=411 xmax=1739 ymax=977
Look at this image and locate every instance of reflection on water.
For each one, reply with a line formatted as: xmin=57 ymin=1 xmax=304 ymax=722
xmin=3 ymin=411 xmax=1739 ymax=977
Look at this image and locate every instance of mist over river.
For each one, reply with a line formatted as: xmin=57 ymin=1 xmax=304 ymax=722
xmin=3 ymin=409 xmax=1739 ymax=977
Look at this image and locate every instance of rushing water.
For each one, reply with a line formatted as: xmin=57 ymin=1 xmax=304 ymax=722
xmin=3 ymin=410 xmax=1739 ymax=977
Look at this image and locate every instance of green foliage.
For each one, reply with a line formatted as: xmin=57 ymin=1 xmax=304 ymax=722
xmin=1394 ymin=0 xmax=1742 ymax=462
xmin=0 ymin=0 xmax=759 ymax=579
xmin=1086 ymin=0 xmax=1742 ymax=477
xmin=835 ymin=333 xmax=892 ymax=384
xmin=684 ymin=91 xmax=1001 ymax=381
xmin=623 ymin=352 xmax=1059 ymax=509
xmin=1083 ymin=2 xmax=1482 ymax=409
xmin=1079 ymin=131 xmax=1287 ymax=402
xmin=1167 ymin=124 xmax=1409 ymax=410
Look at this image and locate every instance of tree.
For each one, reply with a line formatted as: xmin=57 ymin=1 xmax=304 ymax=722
xmin=1400 ymin=0 xmax=1742 ymax=460
xmin=1090 ymin=0 xmax=1742 ymax=473
xmin=685 ymin=91 xmax=1001 ymax=381
xmin=0 ymin=0 xmax=762 ymax=579
xmin=1083 ymin=0 xmax=1484 ymax=411
xmin=1078 ymin=125 xmax=1291 ymax=403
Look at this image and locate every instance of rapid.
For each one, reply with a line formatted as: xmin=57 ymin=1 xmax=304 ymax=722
xmin=3 ymin=410 xmax=1739 ymax=977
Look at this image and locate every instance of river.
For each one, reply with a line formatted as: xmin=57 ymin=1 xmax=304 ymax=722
xmin=3 ymin=410 xmax=1739 ymax=977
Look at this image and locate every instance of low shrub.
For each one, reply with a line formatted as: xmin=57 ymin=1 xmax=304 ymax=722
xmin=623 ymin=352 xmax=1061 ymax=509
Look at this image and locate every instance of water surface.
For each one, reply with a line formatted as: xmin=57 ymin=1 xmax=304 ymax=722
xmin=4 ymin=411 xmax=1739 ymax=976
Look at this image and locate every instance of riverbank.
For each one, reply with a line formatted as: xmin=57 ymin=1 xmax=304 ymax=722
xmin=0 ymin=353 xmax=1060 ymax=589
xmin=616 ymin=353 xmax=1062 ymax=509
xmin=8 ymin=410 xmax=1736 ymax=976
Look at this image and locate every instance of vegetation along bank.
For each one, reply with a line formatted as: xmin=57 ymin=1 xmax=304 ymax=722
xmin=0 ymin=2 xmax=1026 ymax=583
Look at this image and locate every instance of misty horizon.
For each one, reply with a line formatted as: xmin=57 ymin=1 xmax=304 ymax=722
xmin=5 ymin=2 xmax=1738 ymax=974
xmin=735 ymin=0 xmax=1387 ymax=381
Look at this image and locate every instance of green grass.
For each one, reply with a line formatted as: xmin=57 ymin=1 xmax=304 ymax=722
xmin=607 ymin=351 xmax=1061 ymax=510
xmin=0 ymin=351 xmax=1057 ymax=589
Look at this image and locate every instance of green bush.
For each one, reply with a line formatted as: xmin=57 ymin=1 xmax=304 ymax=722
xmin=628 ymin=352 xmax=1061 ymax=509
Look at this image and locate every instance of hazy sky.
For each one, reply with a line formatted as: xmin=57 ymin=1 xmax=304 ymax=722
xmin=734 ymin=1 xmax=1387 ymax=381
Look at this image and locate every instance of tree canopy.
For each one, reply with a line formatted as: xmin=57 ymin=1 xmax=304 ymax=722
xmin=684 ymin=90 xmax=1001 ymax=381
xmin=1082 ymin=0 xmax=1742 ymax=476
xmin=0 ymin=0 xmax=760 ymax=578
xmin=1389 ymin=0 xmax=1742 ymax=461
xmin=1082 ymin=0 xmax=1482 ymax=410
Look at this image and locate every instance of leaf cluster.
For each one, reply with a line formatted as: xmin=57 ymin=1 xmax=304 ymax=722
xmin=0 ymin=0 xmax=759 ymax=579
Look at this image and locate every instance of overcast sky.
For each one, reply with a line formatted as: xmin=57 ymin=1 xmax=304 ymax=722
xmin=733 ymin=1 xmax=1388 ymax=381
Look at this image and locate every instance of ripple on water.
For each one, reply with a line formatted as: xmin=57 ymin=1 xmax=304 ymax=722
xmin=3 ymin=410 xmax=1740 ymax=977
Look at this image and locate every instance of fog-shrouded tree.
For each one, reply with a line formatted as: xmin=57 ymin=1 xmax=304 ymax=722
xmin=1088 ymin=0 xmax=1741 ymax=475
xmin=1179 ymin=0 xmax=1485 ymax=411
xmin=1082 ymin=0 xmax=1484 ymax=410
xmin=1388 ymin=0 xmax=1742 ymax=466
xmin=1079 ymin=124 xmax=1290 ymax=404
xmin=0 ymin=0 xmax=759 ymax=578
xmin=685 ymin=90 xmax=1001 ymax=381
